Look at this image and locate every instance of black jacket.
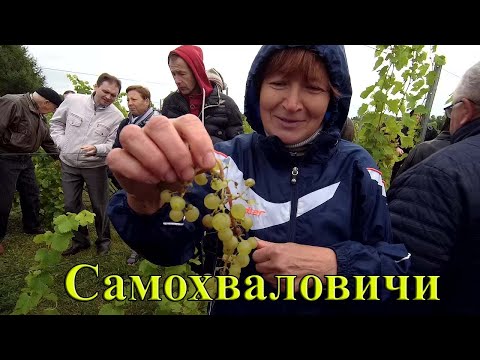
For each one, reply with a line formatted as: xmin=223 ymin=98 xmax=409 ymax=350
xmin=387 ymin=119 xmax=480 ymax=315
xmin=161 ymin=85 xmax=244 ymax=144
xmin=393 ymin=131 xmax=451 ymax=180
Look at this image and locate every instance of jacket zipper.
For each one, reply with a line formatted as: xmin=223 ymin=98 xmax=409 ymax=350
xmin=288 ymin=165 xmax=299 ymax=242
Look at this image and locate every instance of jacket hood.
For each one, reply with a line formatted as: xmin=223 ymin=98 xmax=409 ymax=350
xmin=244 ymin=45 xmax=352 ymax=138
xmin=169 ymin=45 xmax=213 ymax=99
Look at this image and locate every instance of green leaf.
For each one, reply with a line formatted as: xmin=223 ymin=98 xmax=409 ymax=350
xmin=54 ymin=214 xmax=75 ymax=233
xmin=414 ymin=105 xmax=427 ymax=115
xmin=34 ymin=248 xmax=48 ymax=263
xmin=12 ymin=293 xmax=33 ymax=315
xmin=386 ymin=99 xmax=400 ymax=114
xmin=50 ymin=231 xmax=72 ymax=252
xmin=44 ymin=292 xmax=58 ymax=303
xmin=434 ymin=54 xmax=446 ymax=66
xmin=357 ymin=104 xmax=369 ymax=116
xmin=391 ymin=81 xmax=404 ymax=95
xmin=75 ymin=210 xmax=95 ymax=227
xmin=33 ymin=231 xmax=53 ymax=244
xmin=165 ymin=264 xmax=187 ymax=277
xmin=426 ymin=71 xmax=437 ymax=86
xmin=373 ymin=56 xmax=384 ymax=71
xmin=360 ymin=85 xmax=376 ymax=99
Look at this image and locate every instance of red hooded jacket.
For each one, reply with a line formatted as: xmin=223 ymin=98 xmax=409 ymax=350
xmin=169 ymin=45 xmax=213 ymax=117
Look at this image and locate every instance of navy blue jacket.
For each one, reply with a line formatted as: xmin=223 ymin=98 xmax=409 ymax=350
xmin=108 ymin=45 xmax=410 ymax=315
xmin=388 ymin=119 xmax=480 ymax=314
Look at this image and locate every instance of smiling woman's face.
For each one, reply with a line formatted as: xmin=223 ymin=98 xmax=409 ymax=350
xmin=259 ymin=49 xmax=332 ymax=145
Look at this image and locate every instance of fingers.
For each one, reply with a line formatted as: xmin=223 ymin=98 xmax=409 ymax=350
xmin=143 ymin=115 xmax=215 ymax=182
xmin=172 ymin=115 xmax=217 ymax=170
xmin=255 ymin=239 xmax=272 ymax=249
xmin=120 ymin=124 xmax=177 ymax=182
xmin=107 ymin=148 xmax=159 ymax=185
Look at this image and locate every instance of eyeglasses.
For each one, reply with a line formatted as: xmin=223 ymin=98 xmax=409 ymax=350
xmin=444 ymin=100 xmax=462 ymax=118
xmin=444 ymin=98 xmax=480 ymax=118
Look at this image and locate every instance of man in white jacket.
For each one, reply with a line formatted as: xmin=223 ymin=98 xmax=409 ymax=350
xmin=50 ymin=73 xmax=123 ymax=256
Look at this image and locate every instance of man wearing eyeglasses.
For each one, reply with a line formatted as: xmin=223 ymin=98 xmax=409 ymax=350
xmin=387 ymin=61 xmax=480 ymax=315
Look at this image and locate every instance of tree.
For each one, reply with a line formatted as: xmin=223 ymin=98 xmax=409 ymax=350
xmin=0 ymin=45 xmax=45 ymax=96
xmin=355 ymin=45 xmax=446 ymax=187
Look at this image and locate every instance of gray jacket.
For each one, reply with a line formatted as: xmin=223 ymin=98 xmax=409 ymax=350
xmin=50 ymin=93 xmax=123 ymax=168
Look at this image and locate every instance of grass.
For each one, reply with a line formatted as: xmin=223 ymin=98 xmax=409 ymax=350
xmin=0 ymin=192 xmax=207 ymax=316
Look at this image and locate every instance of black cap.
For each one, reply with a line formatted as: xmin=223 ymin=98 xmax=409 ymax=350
xmin=36 ymin=87 xmax=64 ymax=107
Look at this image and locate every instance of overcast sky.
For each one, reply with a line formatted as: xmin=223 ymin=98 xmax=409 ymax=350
xmin=25 ymin=45 xmax=480 ymax=118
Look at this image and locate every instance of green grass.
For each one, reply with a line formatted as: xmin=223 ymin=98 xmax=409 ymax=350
xmin=0 ymin=194 xmax=207 ymax=315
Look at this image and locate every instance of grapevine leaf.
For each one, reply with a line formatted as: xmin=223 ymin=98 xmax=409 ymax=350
xmin=33 ymin=231 xmax=53 ymax=245
xmin=50 ymin=231 xmax=72 ymax=252
xmin=357 ymin=103 xmax=368 ymax=116
xmin=12 ymin=293 xmax=33 ymax=315
xmin=75 ymin=210 xmax=95 ymax=226
xmin=44 ymin=292 xmax=58 ymax=303
xmin=360 ymin=85 xmax=376 ymax=99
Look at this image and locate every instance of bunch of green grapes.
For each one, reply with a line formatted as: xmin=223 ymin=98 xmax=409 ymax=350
xmin=198 ymin=161 xmax=258 ymax=278
xmin=162 ymin=160 xmax=258 ymax=278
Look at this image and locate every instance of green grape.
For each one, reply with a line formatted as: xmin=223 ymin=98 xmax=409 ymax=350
xmin=170 ymin=196 xmax=186 ymax=211
xmin=247 ymin=237 xmax=258 ymax=250
xmin=229 ymin=264 xmax=241 ymax=278
xmin=202 ymin=214 xmax=213 ymax=228
xmin=185 ymin=206 xmax=200 ymax=222
xmin=223 ymin=244 xmax=235 ymax=256
xmin=194 ymin=173 xmax=208 ymax=186
xmin=211 ymin=179 xmax=228 ymax=191
xmin=234 ymin=254 xmax=250 ymax=268
xmin=212 ymin=213 xmax=230 ymax=231
xmin=237 ymin=240 xmax=252 ymax=255
xmin=169 ymin=209 xmax=184 ymax=222
xmin=223 ymin=236 xmax=238 ymax=251
xmin=204 ymin=193 xmax=221 ymax=210
xmin=160 ymin=190 xmax=172 ymax=204
xmin=231 ymin=203 xmax=246 ymax=220
xmin=241 ymin=216 xmax=253 ymax=231
xmin=245 ymin=178 xmax=255 ymax=188
xmin=218 ymin=228 xmax=233 ymax=242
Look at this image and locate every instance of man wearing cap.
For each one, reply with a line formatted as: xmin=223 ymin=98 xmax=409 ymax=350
xmin=50 ymin=73 xmax=123 ymax=256
xmin=162 ymin=45 xmax=244 ymax=145
xmin=0 ymin=87 xmax=63 ymax=255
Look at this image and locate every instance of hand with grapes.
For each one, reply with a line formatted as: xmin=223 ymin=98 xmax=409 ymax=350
xmin=107 ymin=114 xmax=258 ymax=277
xmin=107 ymin=114 xmax=217 ymax=215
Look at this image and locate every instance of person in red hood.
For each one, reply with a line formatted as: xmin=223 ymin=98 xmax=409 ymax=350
xmin=161 ymin=45 xmax=244 ymax=144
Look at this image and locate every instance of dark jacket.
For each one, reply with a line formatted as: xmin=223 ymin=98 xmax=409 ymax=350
xmin=0 ymin=93 xmax=59 ymax=158
xmin=161 ymin=85 xmax=244 ymax=144
xmin=108 ymin=45 xmax=410 ymax=315
xmin=387 ymin=119 xmax=480 ymax=315
xmin=393 ymin=131 xmax=451 ymax=180
xmin=112 ymin=109 xmax=160 ymax=149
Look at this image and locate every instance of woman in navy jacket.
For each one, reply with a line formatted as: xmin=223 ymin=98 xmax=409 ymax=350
xmin=107 ymin=45 xmax=410 ymax=315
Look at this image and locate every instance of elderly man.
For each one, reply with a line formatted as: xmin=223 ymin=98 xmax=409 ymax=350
xmin=387 ymin=61 xmax=480 ymax=315
xmin=0 ymin=87 xmax=63 ymax=255
xmin=50 ymin=73 xmax=123 ymax=256
xmin=161 ymin=45 xmax=244 ymax=144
